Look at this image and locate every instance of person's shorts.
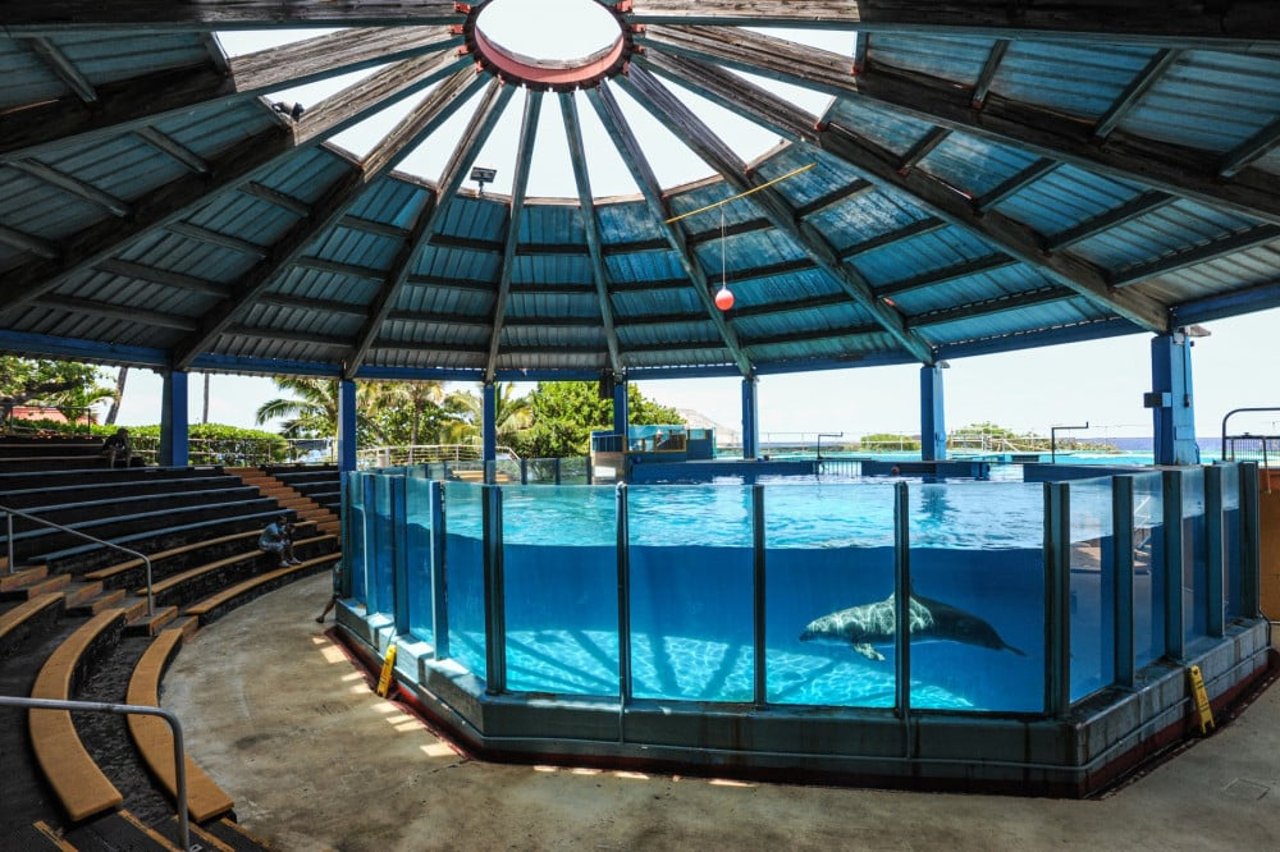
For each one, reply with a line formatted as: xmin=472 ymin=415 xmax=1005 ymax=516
xmin=260 ymin=541 xmax=287 ymax=555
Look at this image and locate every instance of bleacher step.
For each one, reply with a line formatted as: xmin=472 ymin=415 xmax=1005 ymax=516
xmin=0 ymin=565 xmax=47 ymax=592
xmin=62 ymin=580 xmax=104 ymax=609
xmin=66 ymin=586 xmax=125 ymax=616
xmin=199 ymin=818 xmax=271 ymax=852
xmin=1 ymin=820 xmax=74 ymax=850
xmin=125 ymin=604 xmax=178 ymax=636
xmin=168 ymin=614 xmax=200 ymax=641
xmin=66 ymin=810 xmax=179 ymax=851
xmin=0 ymin=571 xmax=70 ymax=601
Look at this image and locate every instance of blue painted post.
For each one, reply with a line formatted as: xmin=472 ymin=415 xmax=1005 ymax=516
xmin=741 ymin=376 xmax=759 ymax=460
xmin=482 ymin=382 xmax=497 ymax=483
xmin=1149 ymin=333 xmax=1200 ymax=466
xmin=158 ymin=370 xmax=189 ymax=467
xmin=337 ymin=379 xmax=357 ymax=478
xmin=920 ymin=364 xmax=946 ymax=462
xmin=612 ymin=378 xmax=628 ymax=436
xmin=1112 ymin=476 xmax=1135 ymax=689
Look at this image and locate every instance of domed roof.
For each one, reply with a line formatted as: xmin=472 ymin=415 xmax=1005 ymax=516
xmin=2 ymin=1 xmax=1279 ymax=381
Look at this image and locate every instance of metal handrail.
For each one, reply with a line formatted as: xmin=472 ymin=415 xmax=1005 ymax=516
xmin=0 ymin=695 xmax=190 ymax=851
xmin=0 ymin=502 xmax=155 ymax=616
xmin=1221 ymin=407 xmax=1280 ymax=463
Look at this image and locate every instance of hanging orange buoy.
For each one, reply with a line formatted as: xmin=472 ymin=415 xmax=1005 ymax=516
xmin=715 ymin=286 xmax=735 ymax=311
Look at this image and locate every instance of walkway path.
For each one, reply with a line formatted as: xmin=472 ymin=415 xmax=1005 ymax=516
xmin=164 ymin=574 xmax=1280 ymax=851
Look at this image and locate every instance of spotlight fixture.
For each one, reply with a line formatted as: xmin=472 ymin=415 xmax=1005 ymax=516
xmin=470 ymin=166 xmax=497 ymax=196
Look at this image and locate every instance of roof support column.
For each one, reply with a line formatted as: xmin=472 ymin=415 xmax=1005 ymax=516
xmin=613 ymin=379 xmax=629 ymax=436
xmin=338 ymin=378 xmax=358 ymax=477
xmin=1149 ymin=333 xmax=1199 ymax=466
xmin=920 ymin=364 xmax=946 ymax=462
xmin=742 ymin=376 xmax=760 ymax=461
xmin=158 ymin=370 xmax=189 ymax=468
xmin=482 ymin=382 xmax=498 ymax=479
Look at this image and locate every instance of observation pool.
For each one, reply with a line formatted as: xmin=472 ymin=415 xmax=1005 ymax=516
xmin=336 ymin=464 xmax=1270 ymax=795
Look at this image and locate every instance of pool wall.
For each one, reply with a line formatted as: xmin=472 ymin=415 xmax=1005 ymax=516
xmin=334 ymin=463 xmax=1271 ymax=796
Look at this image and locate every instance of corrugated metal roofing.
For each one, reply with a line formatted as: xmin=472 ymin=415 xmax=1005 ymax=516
xmin=3 ymin=10 xmax=1280 ymax=378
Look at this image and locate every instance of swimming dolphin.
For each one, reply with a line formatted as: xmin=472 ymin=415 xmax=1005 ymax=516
xmin=799 ymin=593 xmax=1027 ymax=661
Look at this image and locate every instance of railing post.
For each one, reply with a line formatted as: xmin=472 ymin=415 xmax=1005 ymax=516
xmin=1112 ymin=475 xmax=1136 ymax=689
xmin=430 ymin=481 xmax=449 ymax=660
xmin=616 ymin=483 xmax=631 ymax=707
xmin=586 ymin=456 xmax=593 ymax=485
xmin=482 ymin=485 xmax=505 ymax=694
xmin=520 ymin=458 xmax=528 ymax=485
xmin=1240 ymin=462 xmax=1262 ymax=618
xmin=893 ymin=481 xmax=912 ymax=720
xmin=1162 ymin=470 xmax=1185 ymax=661
xmin=752 ymin=484 xmax=766 ymax=708
xmin=5 ymin=510 xmax=14 ymax=575
xmin=1205 ymin=465 xmax=1225 ymax=638
xmin=554 ymin=457 xmax=562 ymax=486
xmin=1045 ymin=482 xmax=1071 ymax=716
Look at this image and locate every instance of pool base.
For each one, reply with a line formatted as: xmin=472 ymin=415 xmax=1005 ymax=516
xmin=334 ymin=604 xmax=1273 ymax=797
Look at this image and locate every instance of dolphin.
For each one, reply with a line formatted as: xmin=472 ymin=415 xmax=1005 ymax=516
xmin=799 ymin=593 xmax=1027 ymax=662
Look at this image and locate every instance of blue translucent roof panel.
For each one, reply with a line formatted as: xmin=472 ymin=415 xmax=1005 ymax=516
xmin=991 ymin=41 xmax=1155 ymax=119
xmin=867 ymin=34 xmax=996 ymax=85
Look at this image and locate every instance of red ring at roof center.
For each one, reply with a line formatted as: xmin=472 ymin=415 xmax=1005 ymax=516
xmin=464 ymin=0 xmax=634 ymax=90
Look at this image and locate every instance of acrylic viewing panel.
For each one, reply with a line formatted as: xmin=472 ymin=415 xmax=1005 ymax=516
xmin=1132 ymin=473 xmax=1164 ymax=670
xmin=764 ymin=482 xmax=895 ymax=708
xmin=443 ymin=482 xmax=487 ymax=680
xmin=501 ymin=486 xmax=619 ymax=696
xmin=345 ymin=473 xmax=367 ymax=604
xmin=909 ymin=482 xmax=1045 ymax=713
xmin=1223 ymin=465 xmax=1242 ymax=618
xmin=366 ymin=474 xmax=396 ymax=617
xmin=405 ymin=477 xmax=435 ymax=645
xmin=1181 ymin=469 xmax=1209 ymax=644
xmin=627 ymin=485 xmax=754 ymax=702
xmin=1068 ymin=477 xmax=1114 ymax=702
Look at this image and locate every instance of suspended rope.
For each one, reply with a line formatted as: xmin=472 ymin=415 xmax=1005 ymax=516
xmin=663 ymin=162 xmax=816 ymax=224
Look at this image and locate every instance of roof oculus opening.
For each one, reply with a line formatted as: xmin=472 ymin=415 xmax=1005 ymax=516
xmin=469 ymin=0 xmax=633 ymax=90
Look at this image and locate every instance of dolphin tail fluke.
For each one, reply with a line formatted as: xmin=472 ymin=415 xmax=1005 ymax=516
xmin=1004 ymin=642 xmax=1027 ymax=657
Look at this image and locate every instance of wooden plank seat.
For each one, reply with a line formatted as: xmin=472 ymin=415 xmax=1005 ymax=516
xmin=185 ymin=552 xmax=340 ymax=625
xmin=84 ymin=522 xmax=320 ymax=587
xmin=6 ymin=487 xmax=261 ymax=535
xmin=125 ymin=629 xmax=234 ymax=822
xmin=28 ymin=609 xmax=128 ymax=822
xmin=0 ymin=475 xmax=249 ymax=510
xmin=0 ymin=592 xmax=65 ymax=658
xmin=138 ymin=534 xmax=337 ymax=606
xmin=0 ymin=466 xmax=203 ymax=492
xmin=34 ymin=508 xmax=301 ymax=572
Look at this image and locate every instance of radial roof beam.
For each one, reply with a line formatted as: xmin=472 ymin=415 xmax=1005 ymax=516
xmin=0 ymin=26 xmax=463 ymax=161
xmin=638 ymin=25 xmax=1280 ymax=227
xmin=1219 ymin=116 xmax=1280 ymax=178
xmin=643 ymin=48 xmax=1170 ymax=333
xmin=1 ymin=2 xmax=465 ymax=31
xmin=484 ymin=91 xmax=543 ymax=383
xmin=23 ymin=37 xmax=96 ymax=103
xmin=586 ymin=82 xmax=754 ymax=377
xmin=624 ymin=1 xmax=1280 ymax=48
xmin=622 ymin=62 xmax=935 ymax=363
xmin=0 ymin=51 xmax=468 ymax=320
xmin=1091 ymin=49 xmax=1181 ymax=142
xmin=173 ymin=65 xmax=486 ymax=369
xmin=560 ymin=92 xmax=624 ymax=378
xmin=1111 ymin=224 xmax=1280 ymax=287
xmin=345 ymin=79 xmax=517 ymax=380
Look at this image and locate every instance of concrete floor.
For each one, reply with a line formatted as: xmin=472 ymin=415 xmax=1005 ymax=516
xmin=164 ymin=574 xmax=1280 ymax=851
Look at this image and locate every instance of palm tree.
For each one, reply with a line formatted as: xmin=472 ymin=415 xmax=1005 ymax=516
xmin=447 ymin=383 xmax=532 ymax=448
xmin=364 ymin=380 xmax=446 ymax=446
xmin=255 ymin=377 xmax=386 ymax=444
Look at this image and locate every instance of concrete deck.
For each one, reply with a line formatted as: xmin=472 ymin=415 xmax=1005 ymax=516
xmin=164 ymin=574 xmax=1280 ymax=851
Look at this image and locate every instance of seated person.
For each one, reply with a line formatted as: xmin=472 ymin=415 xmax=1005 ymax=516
xmin=100 ymin=427 xmax=132 ymax=468
xmin=259 ymin=515 xmax=301 ymax=567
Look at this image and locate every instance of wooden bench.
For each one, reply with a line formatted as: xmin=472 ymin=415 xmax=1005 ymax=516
xmin=137 ymin=534 xmax=335 ymax=602
xmin=126 ymin=628 xmax=234 ymax=822
xmin=186 ymin=553 xmax=339 ymax=624
xmin=29 ymin=609 xmax=127 ymax=822
xmin=85 ymin=522 xmax=319 ymax=586
xmin=0 ymin=592 xmax=64 ymax=655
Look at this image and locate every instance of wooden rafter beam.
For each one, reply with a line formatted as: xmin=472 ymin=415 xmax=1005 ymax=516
xmin=897 ymin=127 xmax=949 ymax=173
xmin=905 ymin=285 xmax=1072 ymax=329
xmin=166 ymin=221 xmax=267 ymax=257
xmin=172 ymin=65 xmax=486 ymax=370
xmin=0 ymin=52 xmax=465 ymax=320
xmin=745 ymin=323 xmax=883 ymax=350
xmin=6 ymin=158 xmax=130 ymax=216
xmin=241 ymin=182 xmax=310 ymax=217
xmin=638 ymin=25 xmax=1280 ymax=227
xmin=560 ymin=91 xmax=624 ymax=377
xmin=840 ymin=217 xmax=947 ymax=258
xmin=0 ymin=223 xmax=59 ymax=259
xmin=625 ymin=1 xmax=1280 ymax=47
xmin=1091 ymin=49 xmax=1181 ymax=143
xmin=732 ymin=292 xmax=856 ymax=320
xmin=485 ymin=91 xmax=542 ymax=383
xmin=9 ymin=1 xmax=1275 ymax=45
xmin=973 ymin=158 xmax=1056 ymax=212
xmin=614 ymin=311 xmax=709 ymax=327
xmin=345 ymin=79 xmax=516 ymax=379
xmin=644 ymin=45 xmax=1170 ymax=332
xmin=1219 ymin=117 xmax=1280 ymax=178
xmin=876 ymin=255 xmax=1019 ymax=299
xmin=970 ymin=39 xmax=1009 ymax=110
xmin=294 ymin=256 xmax=383 ymax=281
xmin=0 ymin=27 xmax=463 ymax=161
xmin=795 ymin=179 xmax=874 ymax=218
xmin=1112 ymin=225 xmax=1280 ymax=287
xmin=622 ymin=62 xmax=936 ymax=362
xmin=23 ymin=37 xmax=96 ymax=103
xmin=1044 ymin=191 xmax=1173 ymax=251
xmin=585 ymin=81 xmax=755 ymax=377
xmin=135 ymin=126 xmax=209 ymax=174
xmin=225 ymin=324 xmax=350 ymax=347
xmin=339 ymin=216 xmax=412 ymax=241
xmin=95 ymin=259 xmax=228 ymax=297
xmin=257 ymin=292 xmax=367 ymax=317
xmin=33 ymin=293 xmax=198 ymax=331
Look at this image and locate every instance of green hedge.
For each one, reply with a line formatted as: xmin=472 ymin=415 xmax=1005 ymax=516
xmin=10 ymin=420 xmax=291 ymax=465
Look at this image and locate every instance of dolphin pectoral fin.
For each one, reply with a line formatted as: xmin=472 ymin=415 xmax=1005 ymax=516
xmin=853 ymin=643 xmax=885 ymax=662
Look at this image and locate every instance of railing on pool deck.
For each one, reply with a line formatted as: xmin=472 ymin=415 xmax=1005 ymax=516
xmin=338 ymin=462 xmax=1263 ymax=720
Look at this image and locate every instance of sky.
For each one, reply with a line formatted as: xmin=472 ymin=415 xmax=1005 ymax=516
xmin=99 ymin=6 xmax=1280 ymax=443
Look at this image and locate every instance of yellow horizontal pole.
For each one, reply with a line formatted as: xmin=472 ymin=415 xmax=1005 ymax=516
xmin=664 ymin=162 xmax=817 ymax=225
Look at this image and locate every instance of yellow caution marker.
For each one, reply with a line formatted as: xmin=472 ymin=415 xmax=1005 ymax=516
xmin=1187 ymin=664 xmax=1215 ymax=735
xmin=376 ymin=645 xmax=398 ymax=698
